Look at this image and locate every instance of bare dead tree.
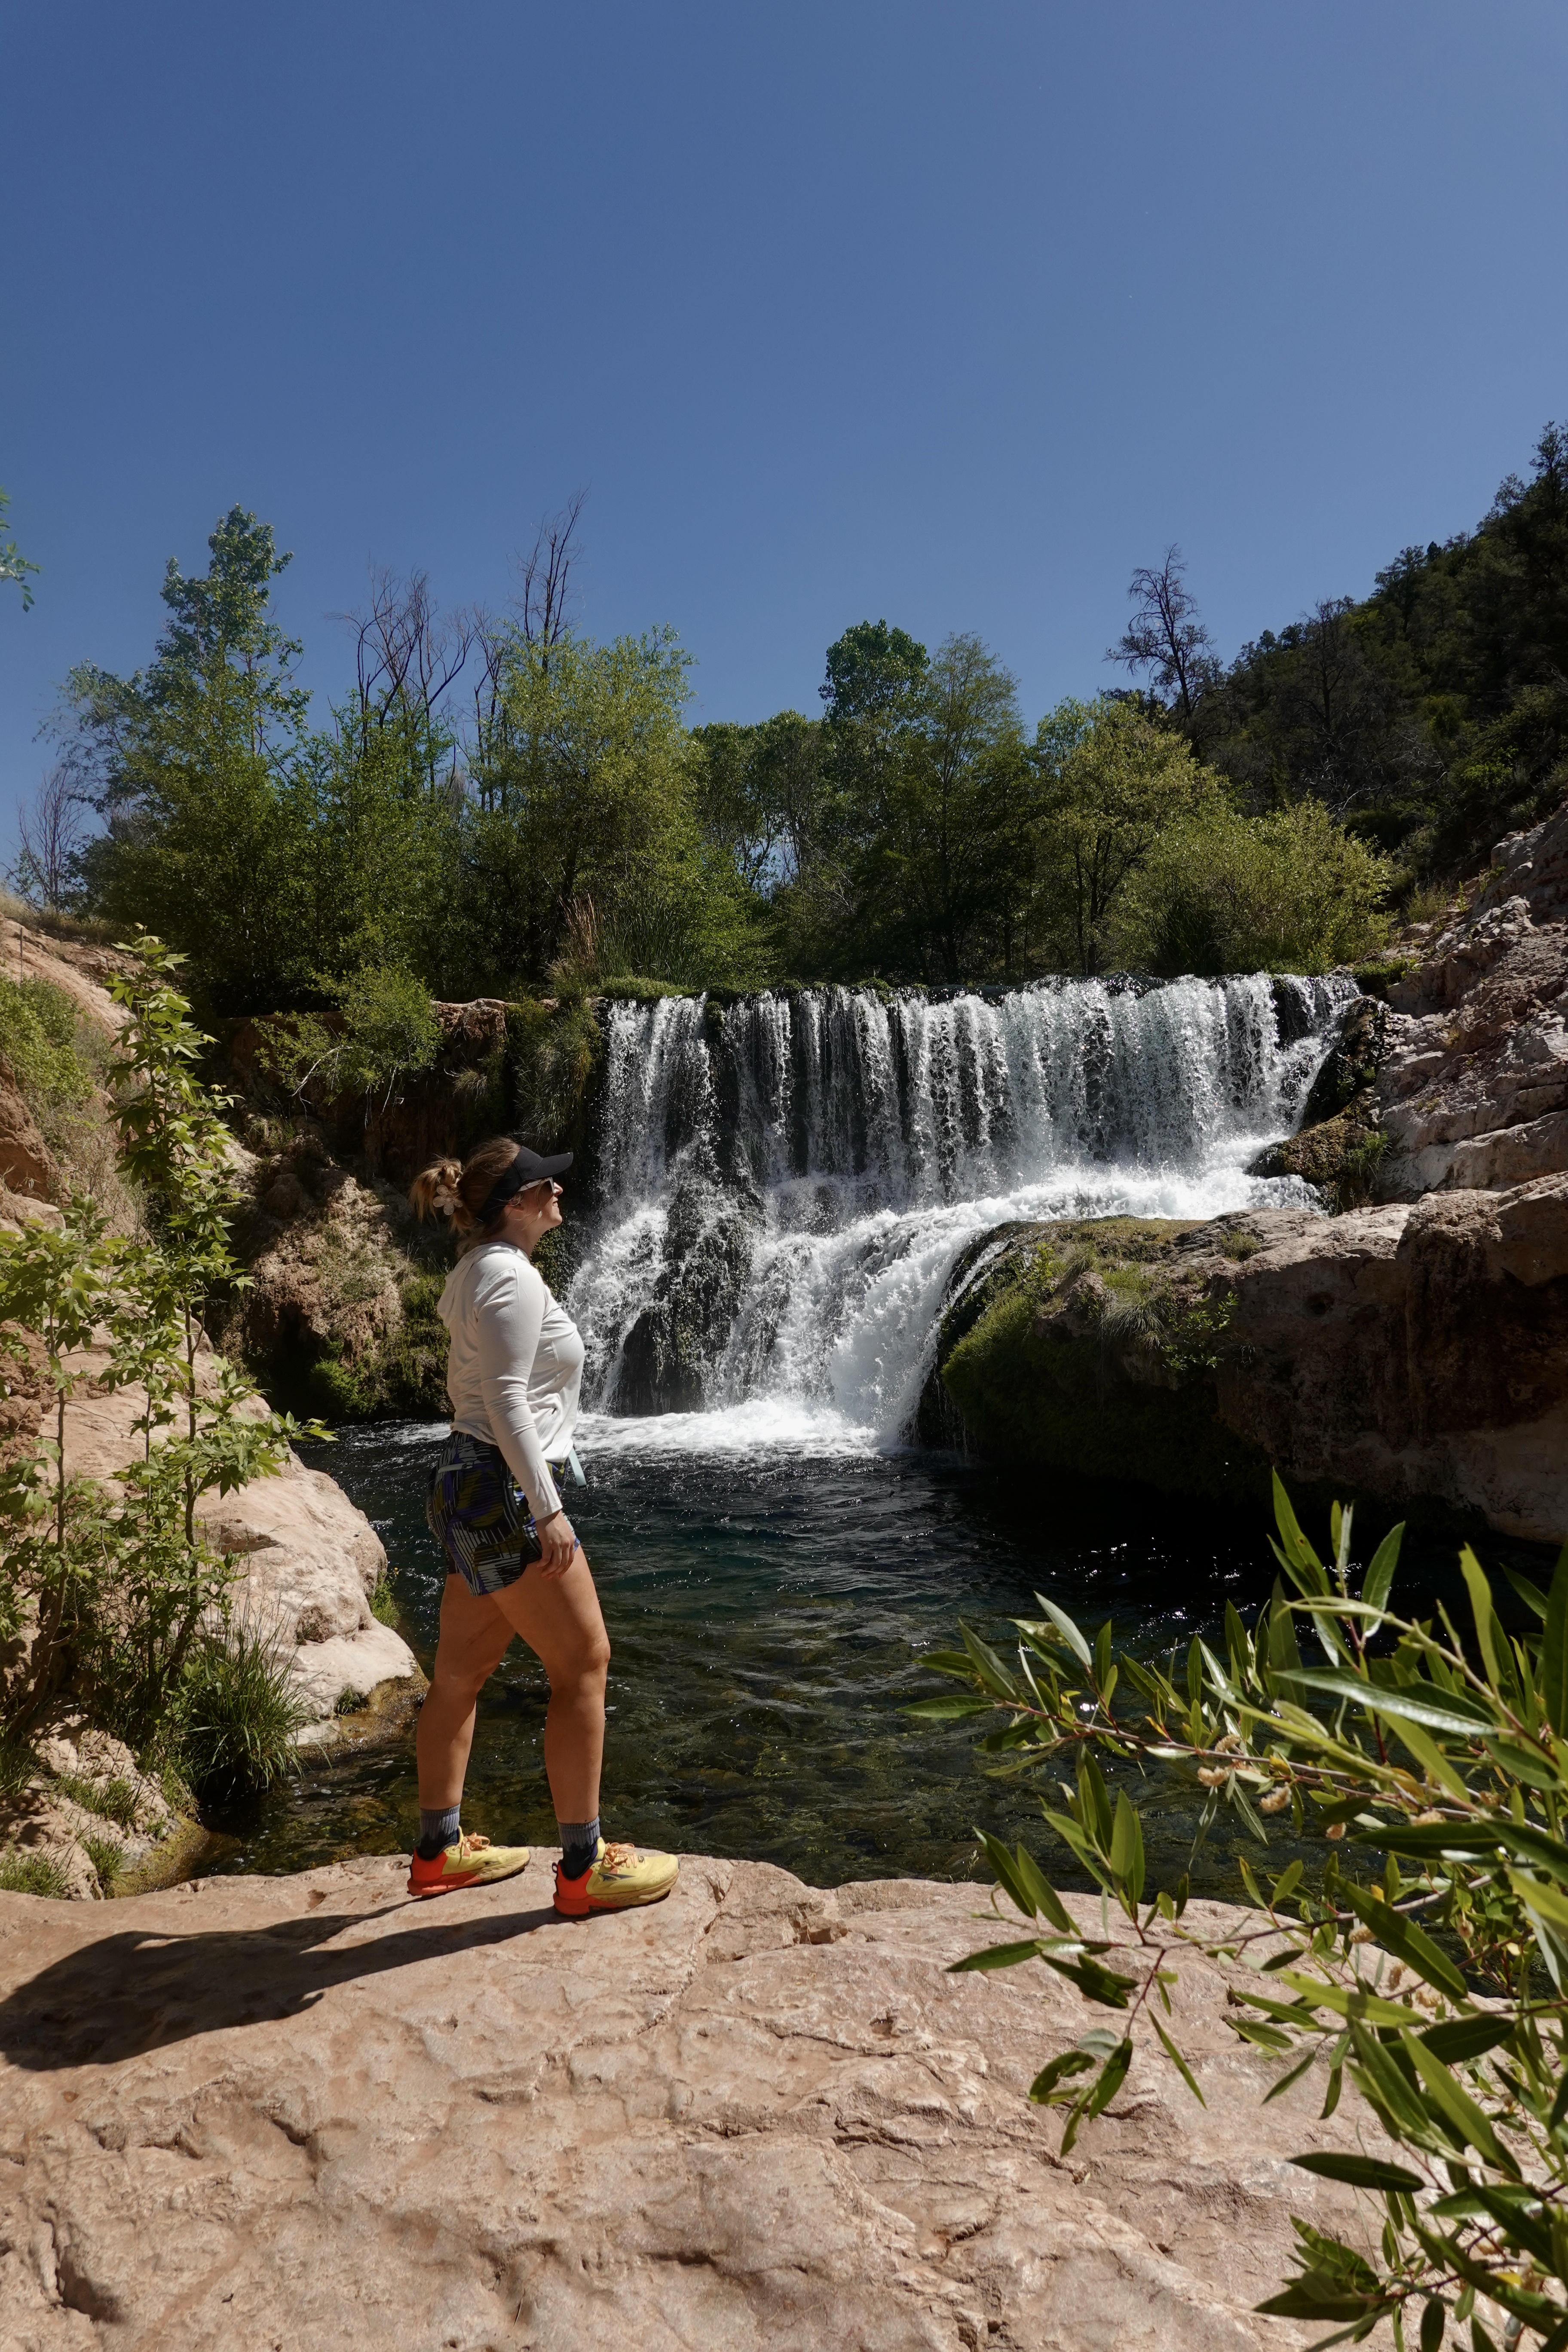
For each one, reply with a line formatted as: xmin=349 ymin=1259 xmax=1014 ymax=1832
xmin=337 ymin=567 xmax=474 ymax=746
xmin=512 ymin=491 xmax=587 ymax=660
xmin=1107 ymin=545 xmax=1219 ymax=725
xmin=10 ymin=760 xmax=92 ymax=910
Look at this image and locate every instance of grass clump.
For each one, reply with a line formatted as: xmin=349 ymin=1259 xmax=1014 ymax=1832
xmin=81 ymin=1831 xmax=123 ymax=1894
xmin=0 ymin=1733 xmax=38 ymax=1802
xmin=176 ymin=1618 xmax=307 ymax=1805
xmin=334 ymin=1686 xmax=370 ymax=1716
xmin=369 ymin=1575 xmax=399 ymax=1628
xmin=51 ymin=1771 xmax=141 ymax=1828
xmin=0 ymin=1846 xmax=72 ymax=1897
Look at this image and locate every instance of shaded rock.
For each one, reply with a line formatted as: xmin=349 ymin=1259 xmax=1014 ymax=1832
xmin=933 ymin=1185 xmax=1568 ymax=1542
xmin=1213 ymin=1174 xmax=1568 ymax=1542
xmin=0 ymin=1859 xmax=1396 ymax=2349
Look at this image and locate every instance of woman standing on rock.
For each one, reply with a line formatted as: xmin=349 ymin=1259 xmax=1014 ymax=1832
xmin=405 ymin=1135 xmax=677 ymax=1918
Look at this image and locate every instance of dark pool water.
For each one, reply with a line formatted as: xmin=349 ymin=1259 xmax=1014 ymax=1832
xmin=198 ymin=1418 xmax=1531 ymax=1898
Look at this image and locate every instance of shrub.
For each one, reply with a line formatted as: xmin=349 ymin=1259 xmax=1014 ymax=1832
xmin=176 ymin=1616 xmax=307 ymax=1804
xmin=1136 ymin=799 xmax=1393 ymax=974
xmin=257 ymin=963 xmax=439 ymax=1109
xmin=369 ymin=1574 xmax=399 ymax=1629
xmin=0 ymin=974 xmax=92 ymax=1110
xmin=919 ymin=1474 xmax=1568 ymax=2346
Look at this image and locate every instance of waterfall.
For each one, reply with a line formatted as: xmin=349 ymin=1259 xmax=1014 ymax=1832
xmin=566 ymin=974 xmax=1354 ymax=1447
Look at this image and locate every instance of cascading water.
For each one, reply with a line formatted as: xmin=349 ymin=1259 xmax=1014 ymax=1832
xmin=566 ymin=974 xmax=1355 ymax=1448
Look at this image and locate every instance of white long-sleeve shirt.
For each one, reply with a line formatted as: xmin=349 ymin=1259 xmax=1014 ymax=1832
xmin=438 ymin=1242 xmax=585 ymax=1521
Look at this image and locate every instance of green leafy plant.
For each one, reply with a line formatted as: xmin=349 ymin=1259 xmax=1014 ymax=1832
xmin=0 ymin=935 xmax=325 ymax=1759
xmin=0 ymin=975 xmax=92 ymax=1113
xmin=256 ymin=962 xmax=438 ymax=1111
xmin=368 ymin=1575 xmax=399 ymax=1629
xmin=916 ymin=1474 xmax=1568 ymax=2347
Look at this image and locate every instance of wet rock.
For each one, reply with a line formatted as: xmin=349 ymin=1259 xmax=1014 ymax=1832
xmin=0 ymin=1859 xmax=1396 ymax=2349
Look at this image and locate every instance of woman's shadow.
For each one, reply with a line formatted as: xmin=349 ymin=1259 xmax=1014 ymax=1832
xmin=0 ymin=1890 xmax=562 ymax=2073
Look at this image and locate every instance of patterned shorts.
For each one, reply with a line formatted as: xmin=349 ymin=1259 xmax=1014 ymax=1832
xmin=425 ymin=1431 xmax=545 ymax=1598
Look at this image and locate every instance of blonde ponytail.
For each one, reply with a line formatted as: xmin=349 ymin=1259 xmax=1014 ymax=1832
xmin=410 ymin=1136 xmax=531 ymax=1250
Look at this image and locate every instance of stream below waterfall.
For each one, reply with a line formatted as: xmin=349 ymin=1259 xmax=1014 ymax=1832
xmin=199 ymin=972 xmax=1471 ymax=1894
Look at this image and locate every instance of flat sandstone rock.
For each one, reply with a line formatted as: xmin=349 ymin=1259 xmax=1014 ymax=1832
xmin=0 ymin=1859 xmax=1392 ymax=2349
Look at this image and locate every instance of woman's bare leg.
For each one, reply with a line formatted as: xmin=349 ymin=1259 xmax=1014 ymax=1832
xmin=416 ymin=1552 xmax=610 ymax=1825
xmin=490 ymin=1550 xmax=610 ymax=1823
xmin=415 ymin=1574 xmax=514 ymax=1810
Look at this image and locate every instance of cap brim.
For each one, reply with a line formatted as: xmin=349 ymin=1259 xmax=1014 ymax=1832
xmin=527 ymin=1150 xmax=574 ymax=1179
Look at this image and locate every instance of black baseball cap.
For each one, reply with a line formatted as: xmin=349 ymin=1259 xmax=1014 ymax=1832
xmin=478 ymin=1143 xmax=574 ymax=1225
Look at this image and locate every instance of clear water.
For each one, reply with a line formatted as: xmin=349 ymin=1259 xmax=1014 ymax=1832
xmin=205 ymin=1413 xmax=1303 ymax=1892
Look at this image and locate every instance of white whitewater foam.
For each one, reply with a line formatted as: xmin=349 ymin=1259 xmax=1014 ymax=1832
xmin=565 ymin=975 xmax=1353 ymax=1456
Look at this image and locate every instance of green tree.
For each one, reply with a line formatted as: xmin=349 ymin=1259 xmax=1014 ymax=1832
xmin=467 ymin=626 xmax=765 ymax=989
xmin=67 ymin=509 xmax=313 ymax=1012
xmin=1036 ymin=698 xmax=1225 ymax=974
xmin=854 ymin=634 xmax=1035 ymax=980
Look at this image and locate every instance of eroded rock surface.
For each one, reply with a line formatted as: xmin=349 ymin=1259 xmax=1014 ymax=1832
xmin=934 ymin=1180 xmax=1568 ymax=1541
xmin=0 ymin=1859 xmax=1393 ymax=2350
xmin=1212 ymin=1175 xmax=1568 ymax=1540
xmin=1375 ymin=800 xmax=1568 ymax=1194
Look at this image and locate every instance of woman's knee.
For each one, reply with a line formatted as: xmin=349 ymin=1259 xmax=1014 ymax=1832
xmin=550 ymin=1629 xmax=610 ymax=1694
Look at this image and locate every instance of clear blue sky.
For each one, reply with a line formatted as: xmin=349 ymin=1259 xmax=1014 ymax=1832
xmin=3 ymin=2 xmax=1566 ymax=856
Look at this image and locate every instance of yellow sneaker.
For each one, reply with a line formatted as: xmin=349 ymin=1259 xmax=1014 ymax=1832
xmin=406 ymin=1831 xmax=530 ymax=1899
xmin=554 ymin=1837 xmax=679 ymax=1917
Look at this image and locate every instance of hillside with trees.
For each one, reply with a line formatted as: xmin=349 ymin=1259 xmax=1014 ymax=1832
xmin=16 ymin=417 xmax=1568 ymax=1012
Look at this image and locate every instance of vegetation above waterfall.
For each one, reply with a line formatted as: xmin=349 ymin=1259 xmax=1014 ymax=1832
xmin=21 ymin=413 xmax=1565 ymax=1004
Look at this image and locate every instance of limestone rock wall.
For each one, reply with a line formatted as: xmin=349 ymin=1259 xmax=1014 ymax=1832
xmin=935 ymin=1180 xmax=1568 ymax=1544
xmin=1375 ymin=799 xmax=1568 ymax=1194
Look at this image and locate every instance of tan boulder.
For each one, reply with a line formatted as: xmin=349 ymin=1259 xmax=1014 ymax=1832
xmin=0 ymin=1859 xmax=1401 ymax=2349
xmin=1212 ymin=1175 xmax=1568 ymax=1540
xmin=37 ymin=1346 xmax=424 ymax=1745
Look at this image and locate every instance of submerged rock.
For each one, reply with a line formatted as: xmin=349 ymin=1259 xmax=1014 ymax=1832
xmin=0 ymin=1859 xmax=1393 ymax=2348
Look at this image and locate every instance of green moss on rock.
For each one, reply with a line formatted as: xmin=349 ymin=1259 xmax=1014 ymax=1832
xmin=932 ymin=1219 xmax=1272 ymax=1504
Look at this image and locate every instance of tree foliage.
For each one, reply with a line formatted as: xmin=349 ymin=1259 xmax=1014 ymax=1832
xmin=921 ymin=1475 xmax=1568 ymax=2347
xmin=1125 ymin=422 xmax=1568 ymax=884
xmin=0 ymin=483 xmax=39 ymax=610
xmin=0 ymin=937 xmax=320 ymax=1771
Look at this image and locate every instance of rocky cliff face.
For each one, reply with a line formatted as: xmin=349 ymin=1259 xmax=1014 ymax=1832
xmin=0 ymin=1857 xmax=1394 ymax=2350
xmin=935 ymin=1176 xmax=1568 ymax=1542
xmin=1375 ymin=799 xmax=1568 ymax=1194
